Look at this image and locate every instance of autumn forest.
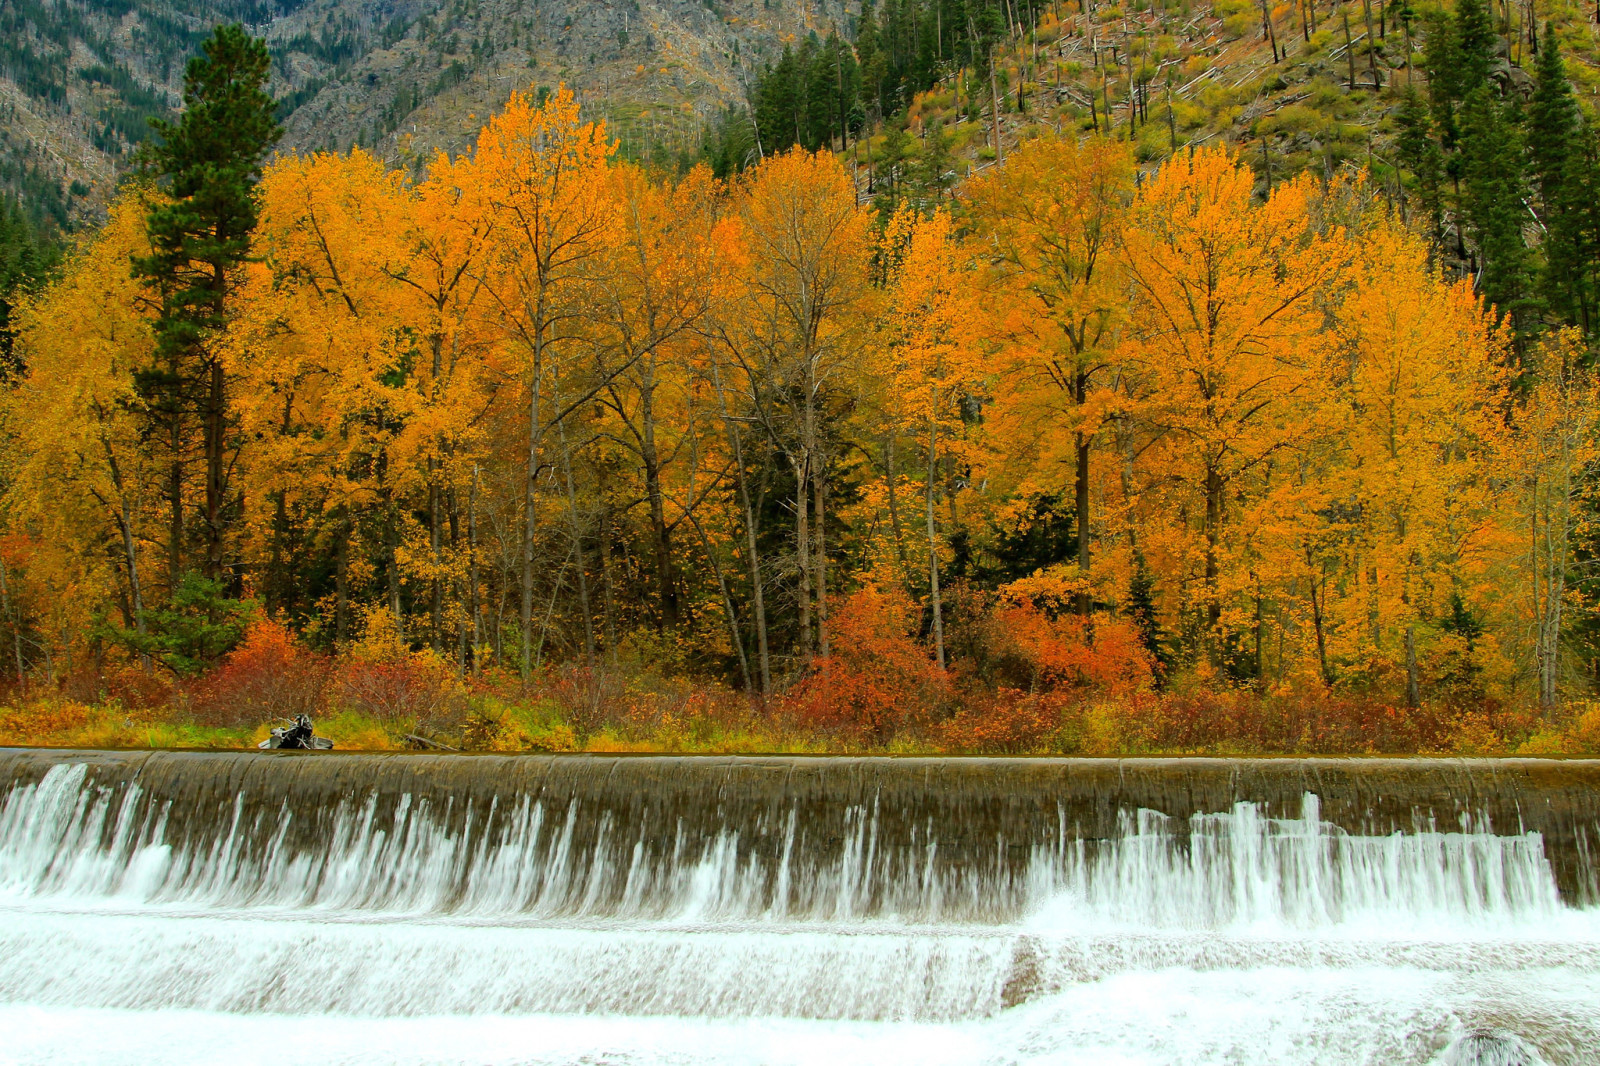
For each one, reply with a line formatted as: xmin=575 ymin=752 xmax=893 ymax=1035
xmin=3 ymin=18 xmax=1599 ymax=756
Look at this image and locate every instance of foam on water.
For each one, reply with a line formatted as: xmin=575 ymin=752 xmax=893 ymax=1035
xmin=0 ymin=757 xmax=1596 ymax=1065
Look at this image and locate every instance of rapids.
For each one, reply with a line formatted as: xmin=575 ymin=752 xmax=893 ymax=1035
xmin=1 ymin=750 xmax=1597 ymax=1064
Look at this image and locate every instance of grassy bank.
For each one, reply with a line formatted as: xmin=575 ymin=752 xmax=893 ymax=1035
xmin=5 ymin=684 xmax=1598 ymax=757
xmin=4 ymin=613 xmax=1596 ymax=757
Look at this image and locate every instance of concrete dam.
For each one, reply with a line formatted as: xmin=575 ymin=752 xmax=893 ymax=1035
xmin=2 ymin=750 xmax=1597 ymax=1064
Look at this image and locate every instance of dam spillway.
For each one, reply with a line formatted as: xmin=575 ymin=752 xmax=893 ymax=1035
xmin=1 ymin=750 xmax=1598 ymax=1064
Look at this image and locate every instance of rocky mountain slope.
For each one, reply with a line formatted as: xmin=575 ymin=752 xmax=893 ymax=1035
xmin=0 ymin=0 xmax=850 ymax=231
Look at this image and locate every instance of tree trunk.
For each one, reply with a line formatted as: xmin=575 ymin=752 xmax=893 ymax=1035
xmin=334 ymin=510 xmax=350 ymax=645
xmin=814 ymin=442 xmax=830 ymax=658
xmin=927 ymin=419 xmax=946 ymax=669
xmin=167 ymin=451 xmax=183 ymax=592
xmin=469 ymin=465 xmax=481 ymax=673
xmin=990 ymin=57 xmax=1005 ymax=163
xmin=1253 ymin=582 xmax=1265 ymax=683
xmin=712 ymin=362 xmax=770 ymax=695
xmin=1074 ymin=370 xmax=1093 ymax=617
xmin=520 ymin=315 xmax=545 ymax=679
xmin=104 ymin=439 xmax=151 ymax=670
xmin=885 ymin=432 xmax=908 ymax=573
xmin=638 ymin=360 xmax=679 ymax=630
xmin=1204 ymin=466 xmax=1224 ymax=658
xmin=1362 ymin=0 xmax=1380 ymax=87
xmin=430 ymin=470 xmax=443 ymax=651
xmin=204 ymin=346 xmax=228 ymax=583
xmin=794 ymin=453 xmax=814 ymax=659
xmin=1344 ymin=8 xmax=1356 ymax=90
xmin=1405 ymin=625 xmax=1421 ymax=708
xmin=557 ymin=414 xmax=597 ymax=670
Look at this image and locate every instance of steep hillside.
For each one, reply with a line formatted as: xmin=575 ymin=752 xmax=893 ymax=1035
xmin=0 ymin=0 xmax=852 ymax=231
xmin=838 ymin=0 xmax=1600 ymax=206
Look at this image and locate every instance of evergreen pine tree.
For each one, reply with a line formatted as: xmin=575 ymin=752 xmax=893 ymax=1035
xmin=804 ymin=37 xmax=837 ymax=150
xmin=1127 ymin=556 xmax=1172 ymax=681
xmin=755 ymin=47 xmax=801 ymax=154
xmin=0 ymin=196 xmax=53 ymax=380
xmin=1528 ymin=23 xmax=1591 ymax=333
xmin=1460 ymin=84 xmax=1537 ymax=336
xmin=1453 ymin=0 xmax=1496 ymax=94
xmin=875 ymin=122 xmax=913 ymax=208
xmin=856 ymin=0 xmax=886 ymax=121
xmin=1422 ymin=8 xmax=1463 ymax=148
xmin=915 ymin=116 xmax=956 ymax=201
xmin=1396 ymin=85 xmax=1445 ymax=238
xmin=133 ymin=23 xmax=281 ymax=586
xmin=1423 ymin=0 xmax=1493 ymax=161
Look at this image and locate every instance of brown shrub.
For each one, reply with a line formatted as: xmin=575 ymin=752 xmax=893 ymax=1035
xmin=192 ymin=619 xmax=329 ymax=728
xmin=335 ymin=650 xmax=466 ymax=734
xmin=101 ymin=665 xmax=179 ymax=711
xmin=936 ymin=689 xmax=1062 ymax=753
xmin=550 ymin=665 xmax=628 ymax=742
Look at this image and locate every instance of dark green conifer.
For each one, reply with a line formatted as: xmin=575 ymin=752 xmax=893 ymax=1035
xmin=0 ymin=197 xmax=54 ymax=380
xmin=1452 ymin=0 xmax=1496 ymax=95
xmin=133 ymin=24 xmax=281 ymax=585
xmin=1421 ymin=9 xmax=1463 ymax=146
xmin=1395 ymin=85 xmax=1445 ymax=238
xmin=1460 ymin=85 xmax=1537 ymax=336
xmin=755 ymin=47 xmax=801 ymax=153
xmin=1527 ymin=24 xmax=1592 ymax=333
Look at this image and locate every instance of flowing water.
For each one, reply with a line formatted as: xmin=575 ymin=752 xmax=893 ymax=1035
xmin=1 ymin=751 xmax=1598 ymax=1065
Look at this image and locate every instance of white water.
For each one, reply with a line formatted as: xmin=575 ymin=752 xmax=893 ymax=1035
xmin=1 ymin=763 xmax=1596 ymax=1064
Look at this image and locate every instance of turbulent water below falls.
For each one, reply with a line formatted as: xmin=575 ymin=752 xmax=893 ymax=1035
xmin=1 ymin=754 xmax=1598 ymax=1065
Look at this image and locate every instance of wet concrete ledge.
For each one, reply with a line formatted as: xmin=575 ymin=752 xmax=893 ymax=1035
xmin=5 ymin=750 xmax=1599 ymax=901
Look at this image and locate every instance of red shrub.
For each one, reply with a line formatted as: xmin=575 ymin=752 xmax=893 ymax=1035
xmin=101 ymin=665 xmax=179 ymax=711
xmin=193 ymin=619 xmax=329 ymax=728
xmin=986 ymin=604 xmax=1154 ymax=697
xmin=336 ymin=651 xmax=465 ymax=733
xmin=937 ymin=689 xmax=1062 ymax=753
xmin=788 ymin=585 xmax=948 ymax=743
xmin=550 ymin=665 xmax=628 ymax=741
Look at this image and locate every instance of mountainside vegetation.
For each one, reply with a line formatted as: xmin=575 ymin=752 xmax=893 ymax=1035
xmin=0 ymin=0 xmax=849 ymax=239
xmin=7 ymin=11 xmax=1600 ymax=756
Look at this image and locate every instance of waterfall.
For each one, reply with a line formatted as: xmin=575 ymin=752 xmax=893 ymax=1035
xmin=2 ymin=751 xmax=1598 ymax=1064
xmin=0 ymin=764 xmax=1573 ymax=928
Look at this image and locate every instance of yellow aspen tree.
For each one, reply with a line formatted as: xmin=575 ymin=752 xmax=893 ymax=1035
xmin=471 ymin=84 xmax=617 ymax=677
xmin=6 ymin=193 xmax=162 ymax=656
xmin=592 ymin=164 xmax=718 ymax=637
xmin=875 ymin=204 xmax=984 ymax=668
xmin=966 ymin=135 xmax=1135 ymax=616
xmin=1506 ymin=329 xmax=1600 ymax=710
xmin=1329 ymin=218 xmax=1506 ymax=702
xmin=1120 ymin=148 xmax=1345 ymax=665
xmin=385 ymin=151 xmax=498 ymax=655
xmin=235 ymin=148 xmax=414 ymax=637
xmin=723 ymin=148 xmax=869 ymax=660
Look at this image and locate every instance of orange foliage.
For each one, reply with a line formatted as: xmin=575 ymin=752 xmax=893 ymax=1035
xmin=788 ymin=585 xmax=947 ymax=742
xmin=936 ymin=690 xmax=1062 ymax=753
xmin=984 ymin=604 xmax=1154 ymax=696
xmin=194 ymin=619 xmax=329 ymax=727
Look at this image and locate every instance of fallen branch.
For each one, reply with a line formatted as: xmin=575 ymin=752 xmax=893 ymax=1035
xmin=405 ymin=733 xmax=461 ymax=751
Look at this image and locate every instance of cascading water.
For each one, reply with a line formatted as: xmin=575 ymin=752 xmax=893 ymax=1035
xmin=1 ymin=750 xmax=1597 ymax=1065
